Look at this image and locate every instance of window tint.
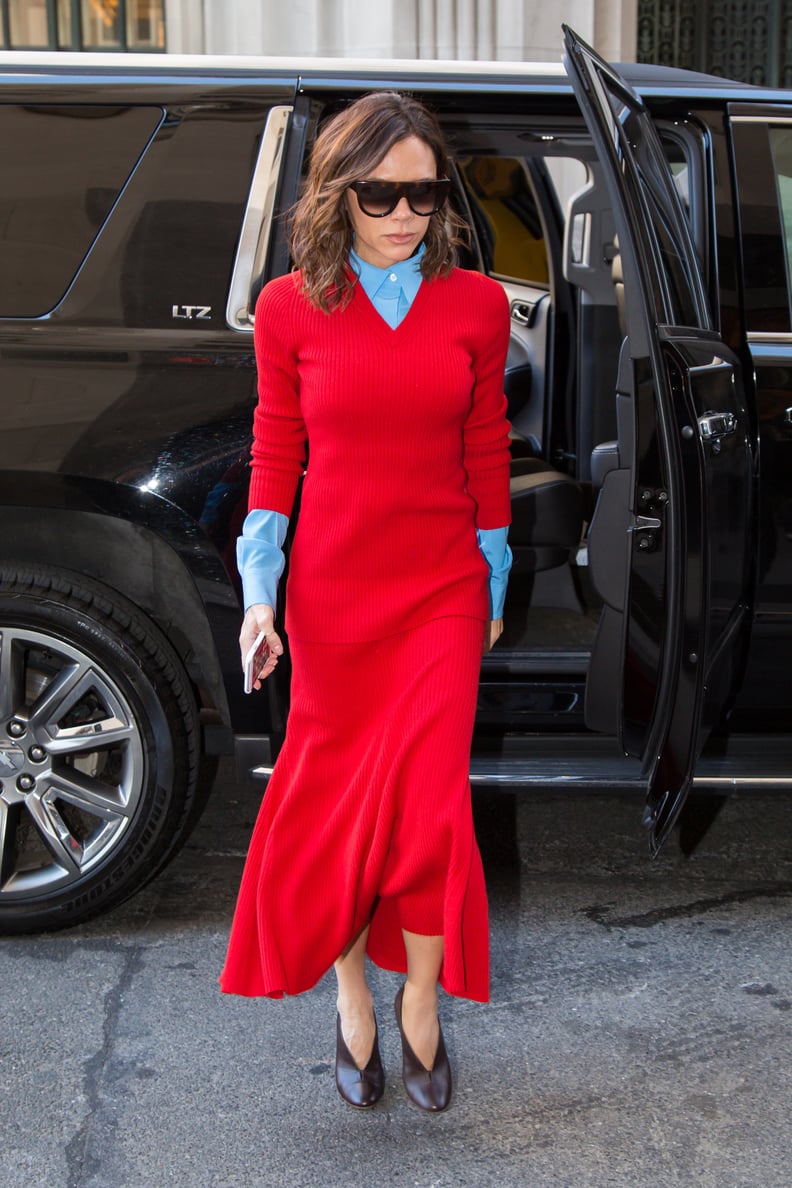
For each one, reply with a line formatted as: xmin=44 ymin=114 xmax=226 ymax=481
xmin=458 ymin=156 xmax=549 ymax=286
xmin=768 ymin=126 xmax=792 ymax=320
xmin=731 ymin=120 xmax=791 ymax=333
xmin=659 ymin=132 xmax=710 ymax=299
xmin=661 ymin=140 xmax=690 ymax=218
xmin=602 ymin=86 xmax=707 ymax=330
xmin=0 ymin=104 xmax=162 ymax=317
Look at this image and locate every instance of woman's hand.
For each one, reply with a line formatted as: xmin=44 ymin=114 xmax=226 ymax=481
xmin=240 ymin=603 xmax=284 ymax=690
xmin=483 ymin=618 xmax=503 ymax=654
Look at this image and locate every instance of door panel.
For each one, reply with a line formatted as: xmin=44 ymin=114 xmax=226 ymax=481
xmin=501 ymin=282 xmax=551 ymax=453
xmin=564 ymin=26 xmax=754 ymax=853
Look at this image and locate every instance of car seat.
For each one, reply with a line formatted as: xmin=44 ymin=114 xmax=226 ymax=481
xmin=508 ymin=455 xmax=584 ymax=575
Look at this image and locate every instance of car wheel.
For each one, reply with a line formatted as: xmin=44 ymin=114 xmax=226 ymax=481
xmin=0 ymin=565 xmax=203 ymax=934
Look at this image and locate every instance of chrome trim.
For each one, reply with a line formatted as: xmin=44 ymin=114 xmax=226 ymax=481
xmin=631 ymin=514 xmax=662 ymax=531
xmin=253 ymin=723 xmax=792 ymax=790
xmin=510 ymin=301 xmax=532 ymax=327
xmin=747 ymin=332 xmax=792 ymax=345
xmin=698 ymin=410 xmax=737 ymax=439
xmin=468 ymin=771 xmax=642 ymax=787
xmin=467 ymin=769 xmax=792 ymax=789
xmin=692 ymin=775 xmax=792 ymax=788
xmin=688 ymin=358 xmax=731 ymax=374
xmin=254 ymin=764 xmax=792 ymax=789
xmin=226 ymin=104 xmax=292 ymax=332
xmin=0 ymin=50 xmax=567 ymax=78
xmin=730 ymin=115 xmax=792 ymax=124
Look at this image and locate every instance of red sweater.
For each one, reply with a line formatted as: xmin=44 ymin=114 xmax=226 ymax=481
xmin=250 ymin=267 xmax=511 ymax=643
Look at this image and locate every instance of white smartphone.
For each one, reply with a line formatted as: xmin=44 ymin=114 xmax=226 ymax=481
xmin=243 ymin=630 xmax=271 ymax=694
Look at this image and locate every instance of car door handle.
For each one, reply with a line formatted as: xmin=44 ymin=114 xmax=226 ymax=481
xmin=510 ymin=301 xmax=534 ymax=327
xmin=698 ymin=411 xmax=737 ymax=440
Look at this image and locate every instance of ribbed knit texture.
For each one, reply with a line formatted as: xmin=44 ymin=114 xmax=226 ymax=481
xmin=220 ymin=618 xmax=489 ymax=1001
xmin=248 ymin=267 xmax=512 ymax=642
xmin=220 ymin=266 xmax=511 ymax=1003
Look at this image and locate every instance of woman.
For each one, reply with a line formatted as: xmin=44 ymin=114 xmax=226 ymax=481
xmin=220 ymin=91 xmax=512 ymax=1114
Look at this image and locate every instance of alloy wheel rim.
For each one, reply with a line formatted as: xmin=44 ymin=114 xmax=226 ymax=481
xmin=0 ymin=626 xmax=144 ymax=901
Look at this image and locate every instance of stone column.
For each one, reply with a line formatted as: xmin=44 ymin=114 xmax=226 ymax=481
xmin=492 ymin=0 xmax=592 ymax=61
xmin=164 ymin=0 xmax=639 ymax=63
xmin=164 ymin=0 xmax=205 ymax=53
xmin=202 ymin=0 xmax=274 ymax=55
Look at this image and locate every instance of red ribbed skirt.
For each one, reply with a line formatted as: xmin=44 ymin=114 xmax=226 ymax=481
xmin=219 ymin=615 xmax=489 ymax=1002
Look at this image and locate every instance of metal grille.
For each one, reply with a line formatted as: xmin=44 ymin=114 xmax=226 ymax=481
xmin=638 ymin=0 xmax=792 ymax=86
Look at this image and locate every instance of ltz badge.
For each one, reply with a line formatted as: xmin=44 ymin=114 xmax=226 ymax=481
xmin=172 ymin=304 xmax=212 ymax=319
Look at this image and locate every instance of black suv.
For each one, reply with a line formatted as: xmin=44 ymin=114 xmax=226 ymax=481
xmin=1 ymin=28 xmax=790 ymax=933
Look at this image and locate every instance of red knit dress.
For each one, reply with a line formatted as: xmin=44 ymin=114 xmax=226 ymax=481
xmin=220 ymin=266 xmax=511 ymax=1003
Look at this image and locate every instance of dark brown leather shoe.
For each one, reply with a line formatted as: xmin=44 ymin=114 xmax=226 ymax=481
xmin=394 ymin=984 xmax=452 ymax=1112
xmin=335 ymin=1012 xmax=385 ymax=1108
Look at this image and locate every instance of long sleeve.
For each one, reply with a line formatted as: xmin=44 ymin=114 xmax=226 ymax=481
xmin=249 ymin=278 xmax=309 ymax=516
xmin=241 ymin=269 xmax=513 ymax=643
xmin=237 ymin=509 xmax=289 ymax=611
xmin=477 ymin=525 xmax=512 ymax=618
xmin=463 ymin=280 xmax=512 ymax=530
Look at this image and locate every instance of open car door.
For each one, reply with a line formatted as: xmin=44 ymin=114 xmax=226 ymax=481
xmin=563 ymin=27 xmax=755 ymax=854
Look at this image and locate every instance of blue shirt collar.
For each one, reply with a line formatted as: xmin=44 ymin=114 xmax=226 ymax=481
xmin=350 ymin=241 xmax=425 ymax=305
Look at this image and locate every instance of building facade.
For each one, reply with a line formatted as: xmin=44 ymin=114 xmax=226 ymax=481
xmin=170 ymin=0 xmax=638 ymax=62
xmin=637 ymin=0 xmax=792 ymax=88
xmin=1 ymin=0 xmax=638 ymax=61
xmin=3 ymin=1 xmax=788 ymax=89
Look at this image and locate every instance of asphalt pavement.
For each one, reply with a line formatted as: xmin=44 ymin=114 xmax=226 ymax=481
xmin=3 ymin=761 xmax=791 ymax=1188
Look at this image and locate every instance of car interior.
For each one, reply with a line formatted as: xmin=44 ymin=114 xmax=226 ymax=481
xmin=445 ymin=112 xmax=698 ymax=698
xmin=448 ymin=116 xmax=624 ymax=678
xmin=279 ymin=104 xmax=697 ymax=713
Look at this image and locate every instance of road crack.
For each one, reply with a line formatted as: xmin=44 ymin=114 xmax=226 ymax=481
xmin=64 ymin=944 xmax=145 ymax=1188
xmin=581 ymin=882 xmax=792 ymax=929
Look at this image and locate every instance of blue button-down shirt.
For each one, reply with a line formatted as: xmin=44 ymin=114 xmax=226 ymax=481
xmin=349 ymin=243 xmax=425 ymax=328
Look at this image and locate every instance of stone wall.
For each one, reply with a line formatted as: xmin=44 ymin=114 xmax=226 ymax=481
xmin=165 ymin=0 xmax=637 ymax=62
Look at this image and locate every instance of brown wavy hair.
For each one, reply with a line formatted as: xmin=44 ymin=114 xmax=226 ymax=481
xmin=289 ymin=91 xmax=468 ymax=313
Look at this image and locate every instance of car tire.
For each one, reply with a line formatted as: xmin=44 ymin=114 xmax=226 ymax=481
xmin=0 ymin=564 xmax=204 ymax=934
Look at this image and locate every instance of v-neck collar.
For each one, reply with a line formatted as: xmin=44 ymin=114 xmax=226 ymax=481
xmin=351 ymin=270 xmax=430 ymax=336
xmin=350 ymin=243 xmax=425 ymax=309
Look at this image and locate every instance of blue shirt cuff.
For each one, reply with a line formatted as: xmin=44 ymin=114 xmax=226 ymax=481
xmin=238 ymin=511 xmax=511 ymax=620
xmin=477 ymin=525 xmax=512 ymax=619
xmin=236 ymin=509 xmax=289 ymax=612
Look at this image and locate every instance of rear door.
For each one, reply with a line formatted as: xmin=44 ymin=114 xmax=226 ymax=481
xmin=563 ymin=27 xmax=754 ymax=854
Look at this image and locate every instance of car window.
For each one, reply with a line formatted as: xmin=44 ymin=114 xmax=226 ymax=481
xmin=663 ymin=142 xmax=690 ymax=216
xmin=603 ymin=87 xmax=707 ymax=329
xmin=457 ymin=156 xmax=549 ymax=286
xmin=0 ymin=104 xmax=162 ymax=318
xmin=768 ymin=126 xmax=792 ymax=317
xmin=730 ymin=119 xmax=792 ymax=334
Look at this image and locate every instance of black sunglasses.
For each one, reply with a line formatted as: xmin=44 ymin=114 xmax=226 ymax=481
xmin=349 ymin=178 xmax=451 ymax=218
